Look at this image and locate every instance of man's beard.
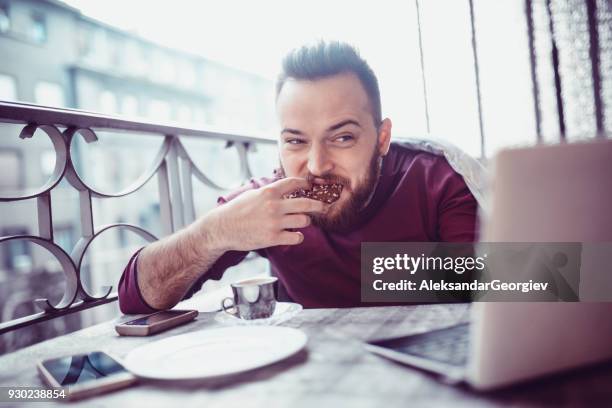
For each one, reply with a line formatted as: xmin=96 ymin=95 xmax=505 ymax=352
xmin=279 ymin=148 xmax=383 ymax=232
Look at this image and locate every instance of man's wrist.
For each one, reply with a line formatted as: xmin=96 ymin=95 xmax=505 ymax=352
xmin=188 ymin=210 xmax=230 ymax=256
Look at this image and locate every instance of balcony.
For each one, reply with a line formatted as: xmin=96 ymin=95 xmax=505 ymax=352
xmin=0 ymin=101 xmax=277 ymax=352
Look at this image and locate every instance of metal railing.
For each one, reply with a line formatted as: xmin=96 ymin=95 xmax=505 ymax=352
xmin=0 ymin=101 xmax=276 ymax=334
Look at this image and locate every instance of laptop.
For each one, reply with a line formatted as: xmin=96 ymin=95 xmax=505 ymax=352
xmin=365 ymin=139 xmax=612 ymax=390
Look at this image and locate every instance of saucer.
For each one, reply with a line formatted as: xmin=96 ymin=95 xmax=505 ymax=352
xmin=214 ymin=302 xmax=303 ymax=326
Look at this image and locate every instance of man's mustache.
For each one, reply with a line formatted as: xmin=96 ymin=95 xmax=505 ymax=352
xmin=305 ymin=174 xmax=350 ymax=186
xmin=274 ymin=166 xmax=350 ymax=187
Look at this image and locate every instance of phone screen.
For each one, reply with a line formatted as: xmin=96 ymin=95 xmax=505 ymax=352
xmin=41 ymin=352 xmax=128 ymax=386
xmin=124 ymin=310 xmax=190 ymax=326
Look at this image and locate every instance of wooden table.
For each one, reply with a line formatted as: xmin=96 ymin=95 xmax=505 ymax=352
xmin=1 ymin=304 xmax=611 ymax=407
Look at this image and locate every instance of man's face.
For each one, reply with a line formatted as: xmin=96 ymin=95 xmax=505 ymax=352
xmin=276 ymin=72 xmax=391 ymax=231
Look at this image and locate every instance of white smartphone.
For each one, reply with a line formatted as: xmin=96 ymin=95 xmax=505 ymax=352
xmin=37 ymin=351 xmax=136 ymax=401
xmin=115 ymin=309 xmax=198 ymax=336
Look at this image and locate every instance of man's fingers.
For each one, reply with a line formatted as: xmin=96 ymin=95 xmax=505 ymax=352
xmin=269 ymin=177 xmax=311 ymax=196
xmin=281 ymin=197 xmax=330 ymax=214
xmin=281 ymin=214 xmax=311 ymax=229
xmin=275 ymin=231 xmax=304 ymax=246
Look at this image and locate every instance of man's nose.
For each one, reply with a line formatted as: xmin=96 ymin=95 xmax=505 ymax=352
xmin=307 ymin=144 xmax=333 ymax=176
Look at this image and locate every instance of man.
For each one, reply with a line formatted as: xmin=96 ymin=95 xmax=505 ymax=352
xmin=118 ymin=41 xmax=478 ymax=313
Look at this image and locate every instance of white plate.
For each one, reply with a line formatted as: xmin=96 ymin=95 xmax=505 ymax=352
xmin=214 ymin=302 xmax=303 ymax=327
xmin=123 ymin=326 xmax=307 ymax=380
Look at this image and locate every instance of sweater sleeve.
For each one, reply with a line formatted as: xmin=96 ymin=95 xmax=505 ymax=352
xmin=117 ymin=248 xmax=158 ymax=315
xmin=117 ymin=176 xmax=277 ymax=314
xmin=117 ymin=248 xmax=250 ymax=314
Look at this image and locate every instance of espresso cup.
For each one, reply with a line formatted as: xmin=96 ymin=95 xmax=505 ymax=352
xmin=221 ymin=277 xmax=278 ymax=320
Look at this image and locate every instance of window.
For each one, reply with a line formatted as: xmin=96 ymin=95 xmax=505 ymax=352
xmin=177 ymin=60 xmax=197 ymax=89
xmin=99 ymin=90 xmax=118 ymax=114
xmin=0 ymin=4 xmax=10 ymax=33
xmin=29 ymin=13 xmax=46 ymax=44
xmin=0 ymin=73 xmax=17 ymax=100
xmin=77 ymin=25 xmax=94 ymax=60
xmin=108 ymin=35 xmax=122 ymax=67
xmin=54 ymin=225 xmax=75 ymax=253
xmin=0 ymin=150 xmax=21 ymax=190
xmin=150 ymin=51 xmax=175 ymax=84
xmin=90 ymin=28 xmax=110 ymax=67
xmin=193 ymin=107 xmax=209 ymax=125
xmin=116 ymin=218 xmax=128 ymax=247
xmin=1 ymin=227 xmax=31 ymax=272
xmin=34 ymin=81 xmax=65 ymax=107
xmin=148 ymin=99 xmax=171 ymax=121
xmin=124 ymin=40 xmax=147 ymax=76
xmin=121 ymin=95 xmax=139 ymax=116
xmin=40 ymin=150 xmax=55 ymax=177
xmin=177 ymin=104 xmax=193 ymax=123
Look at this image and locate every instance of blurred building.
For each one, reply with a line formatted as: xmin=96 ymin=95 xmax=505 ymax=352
xmin=0 ymin=0 xmax=275 ymax=124
xmin=0 ymin=0 xmax=276 ymax=352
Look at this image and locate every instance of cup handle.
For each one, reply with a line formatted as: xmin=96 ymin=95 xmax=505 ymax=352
xmin=221 ymin=297 xmax=237 ymax=315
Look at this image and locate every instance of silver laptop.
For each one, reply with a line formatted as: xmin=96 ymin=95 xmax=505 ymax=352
xmin=365 ymin=139 xmax=612 ymax=390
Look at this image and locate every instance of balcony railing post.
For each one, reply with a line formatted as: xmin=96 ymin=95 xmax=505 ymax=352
xmin=237 ymin=141 xmax=254 ymax=180
xmin=78 ymin=189 xmax=94 ymax=238
xmin=158 ymin=157 xmax=174 ymax=237
xmin=166 ymin=136 xmax=185 ymax=231
xmin=36 ymin=193 xmax=53 ymax=241
xmin=179 ymin=151 xmax=196 ymax=226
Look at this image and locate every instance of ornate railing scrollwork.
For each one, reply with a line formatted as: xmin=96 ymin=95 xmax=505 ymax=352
xmin=0 ymin=235 xmax=79 ymax=313
xmin=71 ymin=224 xmax=158 ymax=302
xmin=0 ymin=101 xmax=276 ymax=335
xmin=0 ymin=124 xmax=67 ymax=202
xmin=63 ymin=127 xmax=173 ymax=198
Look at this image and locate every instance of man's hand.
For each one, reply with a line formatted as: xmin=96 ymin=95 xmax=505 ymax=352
xmin=205 ymin=177 xmax=330 ymax=252
xmin=135 ymin=177 xmax=327 ymax=310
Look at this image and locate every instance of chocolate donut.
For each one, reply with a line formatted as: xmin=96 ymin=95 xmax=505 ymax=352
xmin=285 ymin=183 xmax=344 ymax=204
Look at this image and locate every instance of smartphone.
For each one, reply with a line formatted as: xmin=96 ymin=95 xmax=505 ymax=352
xmin=37 ymin=351 xmax=136 ymax=401
xmin=115 ymin=309 xmax=198 ymax=336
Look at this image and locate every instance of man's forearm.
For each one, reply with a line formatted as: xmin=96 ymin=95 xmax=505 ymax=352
xmin=133 ymin=176 xmax=326 ymax=310
xmin=136 ymin=214 xmax=226 ymax=310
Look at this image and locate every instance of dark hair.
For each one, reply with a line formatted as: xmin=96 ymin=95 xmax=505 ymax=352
xmin=276 ymin=41 xmax=382 ymax=127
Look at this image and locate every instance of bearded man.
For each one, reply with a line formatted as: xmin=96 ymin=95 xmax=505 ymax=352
xmin=118 ymin=41 xmax=478 ymax=312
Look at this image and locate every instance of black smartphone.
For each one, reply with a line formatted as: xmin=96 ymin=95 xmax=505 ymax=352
xmin=115 ymin=309 xmax=198 ymax=336
xmin=37 ymin=351 xmax=136 ymax=401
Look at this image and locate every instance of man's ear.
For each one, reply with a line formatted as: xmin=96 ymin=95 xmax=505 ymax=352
xmin=377 ymin=118 xmax=392 ymax=156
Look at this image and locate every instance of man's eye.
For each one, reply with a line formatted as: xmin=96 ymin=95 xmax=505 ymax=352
xmin=285 ymin=138 xmax=305 ymax=145
xmin=335 ymin=135 xmax=354 ymax=143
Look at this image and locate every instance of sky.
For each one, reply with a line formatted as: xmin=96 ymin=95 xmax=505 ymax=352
xmin=62 ymin=0 xmax=413 ymax=80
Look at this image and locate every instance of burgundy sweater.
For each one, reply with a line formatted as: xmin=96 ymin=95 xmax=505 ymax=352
xmin=118 ymin=143 xmax=478 ymax=313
